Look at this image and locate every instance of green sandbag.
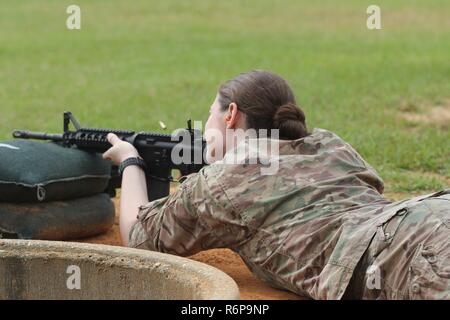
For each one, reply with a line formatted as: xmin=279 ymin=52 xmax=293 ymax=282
xmin=0 ymin=140 xmax=111 ymax=202
xmin=0 ymin=193 xmax=115 ymax=240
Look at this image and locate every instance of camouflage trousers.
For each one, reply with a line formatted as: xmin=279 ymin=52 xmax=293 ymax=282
xmin=344 ymin=190 xmax=450 ymax=299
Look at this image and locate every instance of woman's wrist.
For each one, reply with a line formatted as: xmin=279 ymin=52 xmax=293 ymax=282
xmin=119 ymin=155 xmax=146 ymax=176
xmin=121 ymin=163 xmax=145 ymax=177
xmin=119 ymin=152 xmax=140 ymax=164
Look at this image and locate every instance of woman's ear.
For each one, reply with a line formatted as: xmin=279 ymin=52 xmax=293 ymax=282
xmin=225 ymin=102 xmax=239 ymax=129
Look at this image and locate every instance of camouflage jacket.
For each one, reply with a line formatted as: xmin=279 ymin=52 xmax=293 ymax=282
xmin=129 ymin=128 xmax=406 ymax=299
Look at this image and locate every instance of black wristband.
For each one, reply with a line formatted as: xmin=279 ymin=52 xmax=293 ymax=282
xmin=118 ymin=157 xmax=147 ymax=175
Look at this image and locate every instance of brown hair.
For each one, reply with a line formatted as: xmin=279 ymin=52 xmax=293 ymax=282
xmin=218 ymin=70 xmax=309 ymax=140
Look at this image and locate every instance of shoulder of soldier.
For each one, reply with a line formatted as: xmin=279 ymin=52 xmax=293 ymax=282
xmin=189 ymin=128 xmax=353 ymax=189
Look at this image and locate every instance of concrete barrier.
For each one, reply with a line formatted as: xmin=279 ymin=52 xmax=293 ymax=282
xmin=0 ymin=239 xmax=240 ymax=300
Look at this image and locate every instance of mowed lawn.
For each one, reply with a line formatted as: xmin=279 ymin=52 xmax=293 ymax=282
xmin=0 ymin=0 xmax=449 ymax=195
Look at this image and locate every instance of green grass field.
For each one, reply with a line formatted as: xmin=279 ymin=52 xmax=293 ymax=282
xmin=1 ymin=0 xmax=449 ymax=195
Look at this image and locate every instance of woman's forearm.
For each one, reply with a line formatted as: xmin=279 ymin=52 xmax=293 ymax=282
xmin=119 ymin=165 xmax=149 ymax=246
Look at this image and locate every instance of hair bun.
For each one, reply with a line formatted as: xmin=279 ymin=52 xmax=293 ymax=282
xmin=273 ymin=103 xmax=305 ymax=123
xmin=272 ymin=103 xmax=307 ymax=140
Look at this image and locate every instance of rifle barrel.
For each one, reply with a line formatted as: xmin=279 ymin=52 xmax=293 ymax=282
xmin=13 ymin=130 xmax=64 ymax=142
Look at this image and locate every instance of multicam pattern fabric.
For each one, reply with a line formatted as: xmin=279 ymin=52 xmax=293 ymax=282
xmin=344 ymin=192 xmax=450 ymax=299
xmin=128 ymin=128 xmax=450 ymax=300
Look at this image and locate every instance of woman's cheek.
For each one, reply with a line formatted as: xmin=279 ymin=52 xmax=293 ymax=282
xmin=204 ymin=127 xmax=225 ymax=163
xmin=205 ymin=144 xmax=216 ymax=164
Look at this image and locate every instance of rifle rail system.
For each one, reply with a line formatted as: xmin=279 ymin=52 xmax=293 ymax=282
xmin=13 ymin=112 xmax=206 ymax=201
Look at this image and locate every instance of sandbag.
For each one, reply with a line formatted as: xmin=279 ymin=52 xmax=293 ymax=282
xmin=0 ymin=140 xmax=111 ymax=202
xmin=0 ymin=193 xmax=115 ymax=240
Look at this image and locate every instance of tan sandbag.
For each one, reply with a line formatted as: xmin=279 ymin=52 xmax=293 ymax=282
xmin=0 ymin=193 xmax=115 ymax=240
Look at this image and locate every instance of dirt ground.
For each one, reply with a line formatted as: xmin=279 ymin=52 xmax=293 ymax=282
xmin=76 ymin=197 xmax=304 ymax=300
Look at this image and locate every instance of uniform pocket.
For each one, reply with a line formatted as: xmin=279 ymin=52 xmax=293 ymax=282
xmin=408 ymin=223 xmax=450 ymax=300
xmin=373 ymin=207 xmax=410 ymax=257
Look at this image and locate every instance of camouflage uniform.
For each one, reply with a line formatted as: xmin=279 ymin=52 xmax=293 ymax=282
xmin=343 ymin=192 xmax=450 ymax=299
xmin=128 ymin=128 xmax=450 ymax=300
